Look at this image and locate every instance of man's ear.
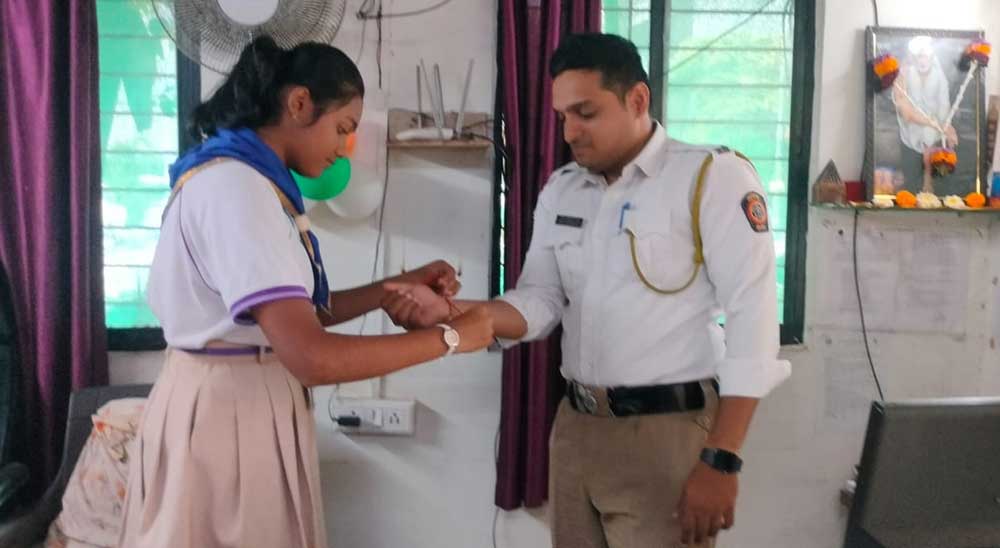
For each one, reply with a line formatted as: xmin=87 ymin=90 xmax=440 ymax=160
xmin=626 ymin=82 xmax=651 ymax=117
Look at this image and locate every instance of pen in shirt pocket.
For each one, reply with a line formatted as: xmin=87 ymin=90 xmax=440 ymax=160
xmin=618 ymin=202 xmax=634 ymax=232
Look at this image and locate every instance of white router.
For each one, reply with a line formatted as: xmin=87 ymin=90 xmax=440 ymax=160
xmin=395 ymin=127 xmax=454 ymax=141
xmin=394 ymin=59 xmax=474 ymax=142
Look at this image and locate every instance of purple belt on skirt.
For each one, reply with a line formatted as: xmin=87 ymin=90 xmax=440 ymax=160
xmin=178 ymin=346 xmax=273 ymax=356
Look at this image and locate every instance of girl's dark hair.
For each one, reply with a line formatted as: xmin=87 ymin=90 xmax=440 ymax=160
xmin=190 ymin=36 xmax=365 ymax=141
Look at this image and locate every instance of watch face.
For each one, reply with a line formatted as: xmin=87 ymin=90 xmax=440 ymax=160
xmin=701 ymin=448 xmax=743 ymax=473
xmin=444 ymin=330 xmax=460 ymax=346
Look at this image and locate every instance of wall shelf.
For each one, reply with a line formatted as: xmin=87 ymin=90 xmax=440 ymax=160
xmin=387 ymin=138 xmax=492 ymax=150
xmin=811 ymin=203 xmax=1000 ymax=214
xmin=386 ymin=108 xmax=493 ymax=151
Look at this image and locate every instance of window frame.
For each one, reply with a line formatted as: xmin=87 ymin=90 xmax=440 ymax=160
xmin=106 ymin=51 xmax=200 ymax=352
xmin=641 ymin=0 xmax=814 ymax=345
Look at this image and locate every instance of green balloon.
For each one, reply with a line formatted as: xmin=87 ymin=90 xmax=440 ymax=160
xmin=293 ymin=158 xmax=351 ymax=200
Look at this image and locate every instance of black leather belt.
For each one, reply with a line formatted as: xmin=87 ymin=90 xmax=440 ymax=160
xmin=566 ymin=379 xmax=718 ymax=417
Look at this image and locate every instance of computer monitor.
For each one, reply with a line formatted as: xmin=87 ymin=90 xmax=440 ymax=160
xmin=844 ymin=398 xmax=1000 ymax=548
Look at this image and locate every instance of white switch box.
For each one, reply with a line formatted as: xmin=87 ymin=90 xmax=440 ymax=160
xmin=331 ymin=397 xmax=416 ymax=436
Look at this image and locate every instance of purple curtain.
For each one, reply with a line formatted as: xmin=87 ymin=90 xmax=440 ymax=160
xmin=495 ymin=0 xmax=601 ymax=511
xmin=0 ymin=0 xmax=108 ymax=495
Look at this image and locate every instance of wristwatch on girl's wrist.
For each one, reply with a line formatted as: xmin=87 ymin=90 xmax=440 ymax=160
xmin=437 ymin=323 xmax=460 ymax=356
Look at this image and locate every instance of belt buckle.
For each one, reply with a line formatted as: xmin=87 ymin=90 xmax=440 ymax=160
xmin=574 ymin=383 xmax=599 ymax=415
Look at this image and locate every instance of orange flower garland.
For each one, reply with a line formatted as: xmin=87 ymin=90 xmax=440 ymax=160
xmin=895 ymin=190 xmax=917 ymax=208
xmin=928 ymin=147 xmax=958 ymax=178
xmin=961 ymin=40 xmax=991 ymax=70
xmin=965 ymin=192 xmax=986 ymax=208
xmin=870 ymin=53 xmax=900 ymax=91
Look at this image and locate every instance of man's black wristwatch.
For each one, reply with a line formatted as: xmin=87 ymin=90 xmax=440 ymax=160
xmin=700 ymin=448 xmax=743 ymax=474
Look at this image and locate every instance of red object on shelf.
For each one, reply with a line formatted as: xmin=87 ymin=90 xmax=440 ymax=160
xmin=845 ymin=180 xmax=865 ymax=202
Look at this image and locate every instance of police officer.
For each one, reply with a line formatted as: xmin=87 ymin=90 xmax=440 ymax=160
xmin=381 ymin=33 xmax=790 ymax=548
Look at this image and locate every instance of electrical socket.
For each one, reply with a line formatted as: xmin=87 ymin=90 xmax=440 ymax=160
xmin=331 ymin=397 xmax=416 ymax=436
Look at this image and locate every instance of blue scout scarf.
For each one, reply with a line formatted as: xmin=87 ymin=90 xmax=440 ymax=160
xmin=169 ymin=127 xmax=330 ymax=313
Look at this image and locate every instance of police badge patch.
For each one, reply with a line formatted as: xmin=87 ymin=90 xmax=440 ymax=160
xmin=741 ymin=192 xmax=769 ymax=233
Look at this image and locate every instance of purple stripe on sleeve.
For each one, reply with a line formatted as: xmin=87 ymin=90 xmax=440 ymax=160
xmin=230 ymin=285 xmax=310 ymax=325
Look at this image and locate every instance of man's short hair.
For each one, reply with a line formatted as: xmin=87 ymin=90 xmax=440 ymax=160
xmin=549 ymin=33 xmax=650 ymax=99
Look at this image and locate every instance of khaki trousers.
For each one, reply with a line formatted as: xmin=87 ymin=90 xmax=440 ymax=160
xmin=549 ymin=381 xmax=719 ymax=548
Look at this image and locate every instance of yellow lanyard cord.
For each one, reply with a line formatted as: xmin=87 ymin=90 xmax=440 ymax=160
xmin=168 ymin=158 xmax=332 ymax=317
xmin=625 ymin=151 xmax=753 ymax=296
xmin=169 ymin=158 xmax=318 ymax=266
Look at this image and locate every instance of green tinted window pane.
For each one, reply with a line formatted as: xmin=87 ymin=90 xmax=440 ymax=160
xmin=98 ymin=37 xmax=176 ymax=75
xmin=602 ymin=9 xmax=631 ymax=38
xmin=101 ymin=113 xmax=179 ymax=152
xmin=631 ymin=11 xmax=651 ymax=47
xmin=773 ymin=230 xmax=786 ymax=260
xmin=753 ymin=160 xmax=789 ymax=192
xmin=105 ymin=302 xmax=159 ymax=329
xmin=768 ymin=194 xmax=788 ymax=231
xmin=102 ymin=151 xmax=174 ymax=189
xmin=104 ymin=228 xmax=159 ymax=266
xmin=97 ymin=1 xmax=165 ymax=37
xmin=667 ymin=86 xmax=790 ymax=122
xmin=638 ymin=48 xmax=651 ymax=74
xmin=669 ymin=13 xmax=792 ymax=49
xmin=99 ymin=0 xmax=176 ymax=330
xmin=102 ymin=190 xmax=170 ymax=228
xmin=104 ymin=266 xmax=149 ymax=303
xmin=666 ymin=122 xmax=788 ymax=158
xmin=603 ymin=0 xmax=632 ymax=7
xmin=752 ymin=159 xmax=789 ymax=185
xmin=100 ymin=75 xmax=177 ymax=116
xmin=774 ymin=230 xmax=786 ymax=302
xmin=633 ymin=0 xmax=651 ymax=7
xmin=775 ymin=264 xmax=785 ymax=323
xmin=672 ymin=0 xmax=789 ymax=10
xmin=668 ymin=50 xmax=792 ymax=86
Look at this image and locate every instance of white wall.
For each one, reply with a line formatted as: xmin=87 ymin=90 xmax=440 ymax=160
xmin=722 ymin=2 xmax=1000 ymax=547
xmin=109 ymin=1 xmax=1000 ymax=547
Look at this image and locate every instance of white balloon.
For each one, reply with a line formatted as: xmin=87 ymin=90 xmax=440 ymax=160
xmin=302 ymin=198 xmax=323 ymax=212
xmin=327 ymin=166 xmax=385 ymax=220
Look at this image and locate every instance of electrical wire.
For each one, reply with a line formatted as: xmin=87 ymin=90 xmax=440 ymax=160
xmin=358 ymin=124 xmax=393 ymax=337
xmin=375 ymin=2 xmax=383 ymax=88
xmin=357 ymin=0 xmax=453 ymax=19
xmin=461 ymin=132 xmax=510 ymax=168
xmin=327 ymin=123 xmax=395 ymax=426
xmin=852 ymin=209 xmax=886 ymax=401
xmin=871 ymin=0 xmax=880 ymax=27
xmin=492 ymin=403 xmax=502 ymax=548
xmin=355 ymin=0 xmax=384 ymax=87
xmin=354 ymin=2 xmax=369 ymax=63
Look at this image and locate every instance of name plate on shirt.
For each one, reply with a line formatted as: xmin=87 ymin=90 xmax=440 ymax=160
xmin=555 ymin=215 xmax=585 ymax=228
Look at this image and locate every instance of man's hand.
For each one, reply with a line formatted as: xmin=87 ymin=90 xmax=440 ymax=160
xmin=401 ymin=260 xmax=461 ymax=298
xmin=381 ymin=282 xmax=453 ymax=330
xmin=676 ymin=462 xmax=738 ymax=546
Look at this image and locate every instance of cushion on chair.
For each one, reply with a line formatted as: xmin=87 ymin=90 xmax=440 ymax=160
xmin=43 ymin=398 xmax=145 ymax=548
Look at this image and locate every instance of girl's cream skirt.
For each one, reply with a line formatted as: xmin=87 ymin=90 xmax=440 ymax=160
xmin=118 ymin=348 xmax=327 ymax=548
